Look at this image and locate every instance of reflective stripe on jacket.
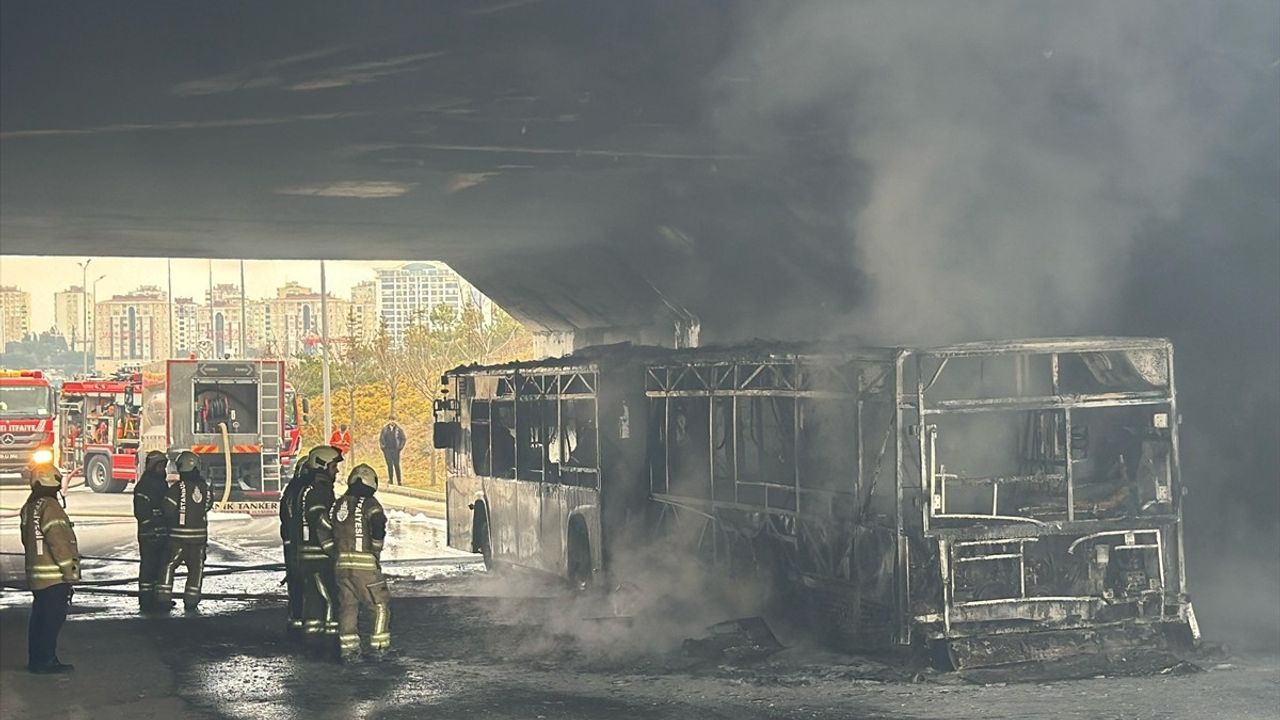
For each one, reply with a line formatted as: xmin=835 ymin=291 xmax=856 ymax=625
xmin=21 ymin=496 xmax=80 ymax=591
xmin=330 ymin=494 xmax=386 ymax=569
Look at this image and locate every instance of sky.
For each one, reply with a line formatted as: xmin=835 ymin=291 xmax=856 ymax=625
xmin=0 ymin=256 xmax=414 ymax=332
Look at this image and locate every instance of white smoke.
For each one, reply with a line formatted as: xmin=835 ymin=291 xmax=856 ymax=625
xmin=715 ymin=0 xmax=1274 ymax=343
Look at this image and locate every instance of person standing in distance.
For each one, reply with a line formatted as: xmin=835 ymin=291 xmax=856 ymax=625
xmin=378 ymin=418 xmax=406 ymax=486
xmin=323 ymin=463 xmax=391 ymax=663
xmin=158 ymin=451 xmax=212 ymax=613
xmin=21 ymin=457 xmax=80 ymax=674
xmin=133 ymin=450 xmax=171 ymax=612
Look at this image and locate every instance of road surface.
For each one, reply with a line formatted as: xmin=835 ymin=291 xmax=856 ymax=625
xmin=1 ymin=486 xmax=1277 ymax=719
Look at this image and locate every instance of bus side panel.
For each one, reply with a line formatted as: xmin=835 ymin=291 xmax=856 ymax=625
xmin=447 ymin=473 xmax=483 ymax=554
xmin=597 ymin=363 xmax=652 ymax=578
xmin=488 ymin=476 xmax=520 ymax=564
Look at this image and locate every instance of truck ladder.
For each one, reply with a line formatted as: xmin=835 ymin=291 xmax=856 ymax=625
xmin=258 ymin=361 xmax=283 ymax=494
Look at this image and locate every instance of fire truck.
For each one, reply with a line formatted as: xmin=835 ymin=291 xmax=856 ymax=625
xmin=57 ymin=371 xmax=144 ymax=493
xmin=0 ymin=370 xmax=56 ymax=483
xmin=142 ymin=358 xmax=296 ymax=502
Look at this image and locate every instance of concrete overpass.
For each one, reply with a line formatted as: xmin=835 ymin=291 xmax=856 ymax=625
xmin=0 ymin=1 xmax=866 ymax=353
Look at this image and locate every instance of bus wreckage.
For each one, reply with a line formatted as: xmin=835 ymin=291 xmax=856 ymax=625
xmin=434 ymin=337 xmax=1199 ymax=670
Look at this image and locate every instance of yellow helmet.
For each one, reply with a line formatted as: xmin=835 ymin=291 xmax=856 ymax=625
xmin=346 ymin=463 xmax=379 ymax=492
xmin=29 ymin=463 xmax=61 ymax=488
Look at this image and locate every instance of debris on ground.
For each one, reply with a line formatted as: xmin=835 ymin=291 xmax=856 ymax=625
xmin=682 ymin=617 xmax=784 ymax=663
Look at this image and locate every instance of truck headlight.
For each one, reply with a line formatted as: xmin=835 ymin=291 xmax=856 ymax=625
xmin=31 ymin=448 xmax=55 ymax=466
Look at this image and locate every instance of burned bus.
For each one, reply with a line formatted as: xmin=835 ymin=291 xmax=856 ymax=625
xmin=437 ymin=337 xmax=1198 ymax=667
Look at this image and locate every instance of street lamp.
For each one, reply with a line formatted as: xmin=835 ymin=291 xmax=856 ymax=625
xmin=77 ymin=259 xmax=92 ymax=375
xmin=91 ymin=274 xmax=106 ymax=374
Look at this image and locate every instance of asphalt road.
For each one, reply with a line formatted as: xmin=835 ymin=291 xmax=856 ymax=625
xmin=1 ymin=487 xmax=1277 ymax=719
xmin=0 ymin=484 xmax=469 ymax=614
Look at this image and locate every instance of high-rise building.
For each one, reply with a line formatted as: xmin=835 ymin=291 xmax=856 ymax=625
xmin=0 ymin=285 xmax=32 ymax=348
xmin=374 ymin=262 xmax=490 ymax=345
xmin=349 ymin=280 xmax=378 ymax=343
xmin=53 ymin=286 xmax=93 ymax=355
xmin=95 ymin=285 xmax=169 ymax=369
xmin=198 ymin=283 xmax=265 ymax=358
xmin=263 ymin=281 xmax=349 ymax=356
xmin=172 ymin=298 xmax=200 ymax=357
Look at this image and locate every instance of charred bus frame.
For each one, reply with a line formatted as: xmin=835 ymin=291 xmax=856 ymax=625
xmin=645 ymin=337 xmax=1196 ymax=666
xmin=441 ymin=337 xmax=1197 ymax=667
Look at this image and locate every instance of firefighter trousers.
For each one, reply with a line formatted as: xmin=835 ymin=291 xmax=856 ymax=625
xmin=28 ymin=583 xmax=71 ymax=669
xmin=300 ymin=553 xmax=338 ymax=641
xmin=283 ymin=546 xmax=304 ymax=634
xmin=335 ymin=566 xmax=392 ymax=655
xmin=158 ymin=539 xmax=207 ymax=609
xmin=137 ymin=536 xmax=167 ymax=610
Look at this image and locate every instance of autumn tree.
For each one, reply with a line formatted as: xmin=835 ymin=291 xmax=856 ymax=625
xmin=370 ymin=319 xmax=400 ymax=420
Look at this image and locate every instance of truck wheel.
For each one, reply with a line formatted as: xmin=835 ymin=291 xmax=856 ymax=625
xmin=567 ymin=520 xmax=592 ymax=592
xmin=86 ymin=455 xmax=126 ymax=494
xmin=471 ymin=504 xmax=494 ymax=571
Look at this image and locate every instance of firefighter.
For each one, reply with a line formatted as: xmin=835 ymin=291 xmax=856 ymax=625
xmin=21 ymin=459 xmax=80 ymax=674
xmin=133 ymin=450 xmax=170 ymax=612
xmin=299 ymin=445 xmax=343 ymax=647
xmin=158 ymin=451 xmax=212 ymax=612
xmin=278 ymin=456 xmax=312 ymax=639
xmin=323 ymin=464 xmax=391 ymax=663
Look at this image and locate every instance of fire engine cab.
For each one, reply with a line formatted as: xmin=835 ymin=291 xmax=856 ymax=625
xmin=58 ymin=371 xmax=144 ymax=493
xmin=0 ymin=369 xmax=56 ymax=483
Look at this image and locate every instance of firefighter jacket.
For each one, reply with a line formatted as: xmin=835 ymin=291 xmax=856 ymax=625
xmin=163 ymin=471 xmax=213 ymax=544
xmin=301 ymin=479 xmax=336 ymax=555
xmin=133 ymin=468 xmax=169 ymax=541
xmin=326 ymin=486 xmax=387 ymax=570
xmin=21 ymin=490 xmax=81 ymax=591
xmin=279 ymin=468 xmax=312 ymax=552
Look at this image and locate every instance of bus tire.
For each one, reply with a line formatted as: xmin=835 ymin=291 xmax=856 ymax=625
xmin=471 ymin=504 xmax=494 ymax=571
xmin=86 ymin=455 xmax=125 ymax=494
xmin=567 ymin=518 xmax=592 ymax=592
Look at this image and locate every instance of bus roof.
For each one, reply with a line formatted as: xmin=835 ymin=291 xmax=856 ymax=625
xmin=446 ymin=336 xmax=1172 ymax=377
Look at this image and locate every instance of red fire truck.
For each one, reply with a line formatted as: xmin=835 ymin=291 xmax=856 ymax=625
xmin=0 ymin=370 xmax=56 ymax=484
xmin=57 ymin=372 xmax=144 ymax=493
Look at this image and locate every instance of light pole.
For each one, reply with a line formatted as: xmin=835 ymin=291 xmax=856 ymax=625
xmin=91 ymin=274 xmax=106 ymax=373
xmin=77 ymin=259 xmax=92 ymax=374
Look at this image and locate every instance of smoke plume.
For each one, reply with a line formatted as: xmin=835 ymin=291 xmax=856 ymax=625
xmin=703 ymin=0 xmax=1279 ymax=646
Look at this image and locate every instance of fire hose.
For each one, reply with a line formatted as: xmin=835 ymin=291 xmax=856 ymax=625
xmin=218 ymin=421 xmax=233 ymax=506
xmin=0 ymin=552 xmax=480 ymax=600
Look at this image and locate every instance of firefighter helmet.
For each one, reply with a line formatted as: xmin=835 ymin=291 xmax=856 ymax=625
xmin=175 ymin=451 xmax=200 ymax=473
xmin=307 ymin=445 xmax=344 ymax=473
xmin=29 ymin=463 xmax=61 ymax=488
xmin=347 ymin=464 xmax=379 ymax=492
xmin=145 ymin=450 xmax=168 ymax=469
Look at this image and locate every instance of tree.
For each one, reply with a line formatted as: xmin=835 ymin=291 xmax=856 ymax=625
xmin=332 ymin=309 xmax=376 ymax=459
xmin=370 ymin=319 xmax=400 ymax=420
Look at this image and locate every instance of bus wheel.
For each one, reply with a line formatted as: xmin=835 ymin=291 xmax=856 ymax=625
xmin=567 ymin=520 xmax=592 ymax=593
xmin=471 ymin=504 xmax=494 ymax=571
xmin=86 ymin=455 xmax=125 ymax=494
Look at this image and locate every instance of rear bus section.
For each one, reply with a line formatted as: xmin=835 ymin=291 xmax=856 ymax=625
xmin=896 ymin=339 xmax=1196 ymax=669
